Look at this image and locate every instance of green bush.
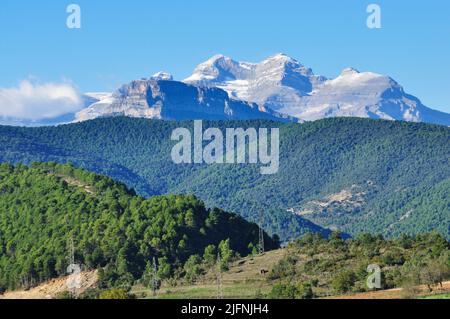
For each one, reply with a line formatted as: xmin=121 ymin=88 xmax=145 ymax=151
xmin=98 ymin=289 xmax=135 ymax=299
xmin=183 ymin=255 xmax=203 ymax=283
xmin=331 ymin=271 xmax=356 ymax=294
xmin=297 ymin=282 xmax=315 ymax=299
xmin=269 ymin=283 xmax=299 ymax=299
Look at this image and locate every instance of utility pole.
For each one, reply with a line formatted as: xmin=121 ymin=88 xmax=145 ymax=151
xmin=258 ymin=212 xmax=265 ymax=255
xmin=69 ymin=236 xmax=75 ymax=267
xmin=151 ymin=257 xmax=159 ymax=296
xmin=68 ymin=235 xmax=76 ymax=298
xmin=216 ymin=254 xmax=223 ymax=299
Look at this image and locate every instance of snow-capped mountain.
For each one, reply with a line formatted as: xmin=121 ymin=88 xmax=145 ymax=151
xmin=184 ymin=54 xmax=450 ymax=126
xmin=75 ymin=76 xmax=295 ymax=123
xmin=184 ymin=54 xmax=326 ymax=104
xmin=150 ymin=71 xmax=173 ymax=81
xmin=3 ymin=55 xmax=449 ymax=127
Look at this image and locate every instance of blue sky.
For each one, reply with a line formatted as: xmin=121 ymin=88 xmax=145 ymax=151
xmin=1 ymin=0 xmax=449 ymax=112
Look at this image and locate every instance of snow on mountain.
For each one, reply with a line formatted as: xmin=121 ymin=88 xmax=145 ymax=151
xmin=77 ymin=73 xmax=174 ymax=120
xmin=5 ymin=55 xmax=448 ymax=127
xmin=185 ymin=54 xmax=450 ymax=126
xmin=75 ymin=78 xmax=296 ymax=122
xmin=83 ymin=92 xmax=114 ymax=102
xmin=150 ymin=71 xmax=173 ymax=81
xmin=184 ymin=53 xmax=326 ymax=102
xmin=286 ymin=68 xmax=450 ymax=125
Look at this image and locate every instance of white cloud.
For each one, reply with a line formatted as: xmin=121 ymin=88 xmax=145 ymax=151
xmin=0 ymin=80 xmax=83 ymax=120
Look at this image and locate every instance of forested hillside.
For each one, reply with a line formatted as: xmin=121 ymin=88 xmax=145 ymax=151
xmin=265 ymin=232 xmax=450 ymax=298
xmin=0 ymin=117 xmax=448 ymax=241
xmin=141 ymin=232 xmax=450 ymax=299
xmin=0 ymin=163 xmax=277 ymax=291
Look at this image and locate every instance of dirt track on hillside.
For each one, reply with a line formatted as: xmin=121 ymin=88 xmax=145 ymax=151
xmin=0 ymin=270 xmax=98 ymax=299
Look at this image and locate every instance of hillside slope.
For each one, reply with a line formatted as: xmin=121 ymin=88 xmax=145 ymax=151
xmin=0 ymin=163 xmax=277 ymax=291
xmin=0 ymin=271 xmax=98 ymax=299
xmin=0 ymin=117 xmax=448 ymax=240
xmin=133 ymin=233 xmax=450 ymax=299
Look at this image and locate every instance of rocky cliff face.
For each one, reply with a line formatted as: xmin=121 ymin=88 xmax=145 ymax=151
xmin=75 ymin=78 xmax=296 ymax=122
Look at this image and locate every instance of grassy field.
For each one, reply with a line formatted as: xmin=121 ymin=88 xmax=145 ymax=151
xmin=420 ymin=293 xmax=450 ymax=299
xmin=130 ymin=245 xmax=450 ymax=300
xmin=329 ymin=282 xmax=450 ymax=300
xmin=132 ymin=249 xmax=286 ymax=299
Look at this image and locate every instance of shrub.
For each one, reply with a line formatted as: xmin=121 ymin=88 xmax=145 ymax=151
xmin=183 ymin=255 xmax=203 ymax=283
xmin=331 ymin=270 xmax=356 ymax=294
xmin=98 ymin=289 xmax=135 ymax=299
xmin=53 ymin=291 xmax=74 ymax=299
xmin=297 ymin=282 xmax=315 ymax=299
xmin=269 ymin=283 xmax=298 ymax=299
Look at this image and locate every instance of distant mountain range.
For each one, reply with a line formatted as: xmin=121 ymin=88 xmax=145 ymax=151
xmin=77 ymin=53 xmax=450 ymax=126
xmin=184 ymin=54 xmax=450 ymax=125
xmin=2 ymin=54 xmax=449 ymax=126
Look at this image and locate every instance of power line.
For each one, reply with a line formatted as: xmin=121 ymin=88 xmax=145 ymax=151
xmin=151 ymin=257 xmax=159 ymax=296
xmin=67 ymin=235 xmax=77 ymax=298
xmin=258 ymin=212 xmax=265 ymax=255
xmin=68 ymin=236 xmax=75 ymax=267
xmin=216 ymin=254 xmax=223 ymax=299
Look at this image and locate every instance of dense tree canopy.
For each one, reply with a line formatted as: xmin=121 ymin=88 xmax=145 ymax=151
xmin=0 ymin=163 xmax=277 ymax=290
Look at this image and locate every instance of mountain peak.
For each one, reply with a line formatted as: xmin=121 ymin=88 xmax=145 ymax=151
xmin=184 ymin=53 xmax=324 ymax=105
xmin=340 ymin=68 xmax=360 ymax=76
xmin=207 ymin=54 xmax=232 ymax=63
xmin=199 ymin=54 xmax=240 ymax=69
xmin=184 ymin=54 xmax=248 ymax=84
xmin=151 ymin=71 xmax=173 ymax=81
xmin=262 ymin=53 xmax=304 ymax=68
xmin=266 ymin=53 xmax=295 ymax=62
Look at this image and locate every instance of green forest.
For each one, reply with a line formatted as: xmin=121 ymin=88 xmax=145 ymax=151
xmin=0 ymin=163 xmax=278 ymax=291
xmin=0 ymin=117 xmax=448 ymax=241
xmin=266 ymin=232 xmax=449 ymax=298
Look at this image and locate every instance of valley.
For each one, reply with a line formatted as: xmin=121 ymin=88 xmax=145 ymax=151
xmin=0 ymin=162 xmax=447 ymax=300
xmin=0 ymin=117 xmax=448 ymax=241
xmin=0 ymin=114 xmax=448 ymax=300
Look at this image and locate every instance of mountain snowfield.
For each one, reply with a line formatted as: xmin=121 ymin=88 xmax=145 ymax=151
xmin=184 ymin=54 xmax=450 ymax=125
xmin=184 ymin=54 xmax=326 ymax=102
